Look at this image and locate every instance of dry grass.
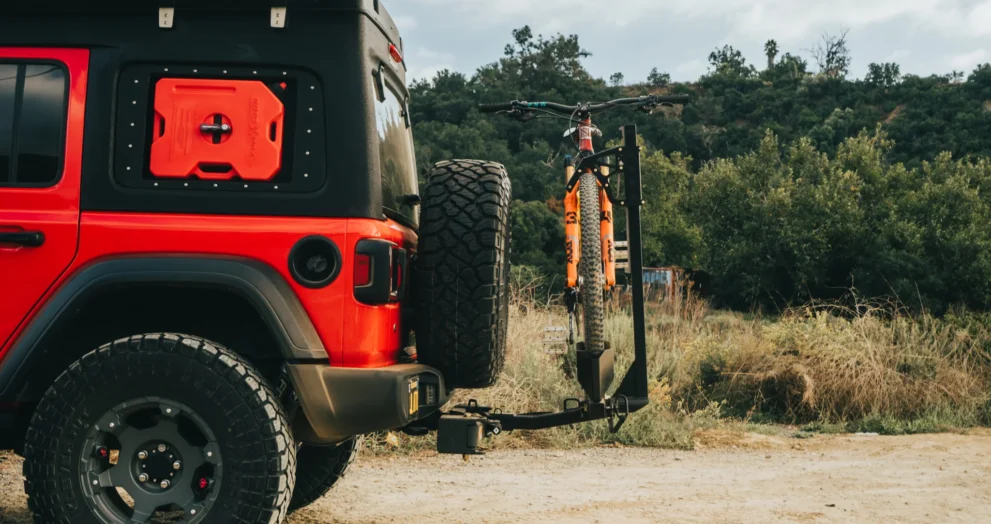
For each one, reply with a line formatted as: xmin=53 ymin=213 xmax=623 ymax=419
xmin=370 ymin=290 xmax=991 ymax=453
xmin=688 ymin=305 xmax=990 ymax=425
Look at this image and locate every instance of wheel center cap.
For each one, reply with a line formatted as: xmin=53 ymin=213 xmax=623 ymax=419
xmin=136 ymin=443 xmax=181 ymax=486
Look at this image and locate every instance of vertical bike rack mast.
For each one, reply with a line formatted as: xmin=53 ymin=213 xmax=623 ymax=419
xmin=614 ymin=124 xmax=649 ymax=400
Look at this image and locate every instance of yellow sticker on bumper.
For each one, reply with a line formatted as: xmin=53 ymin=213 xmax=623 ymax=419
xmin=408 ymin=377 xmax=420 ymax=416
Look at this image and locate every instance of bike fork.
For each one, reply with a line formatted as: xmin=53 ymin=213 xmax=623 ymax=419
xmin=564 ymin=156 xmax=580 ymax=290
xmin=600 ymin=165 xmax=616 ymax=289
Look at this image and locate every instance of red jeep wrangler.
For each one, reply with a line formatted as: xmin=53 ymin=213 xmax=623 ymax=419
xmin=0 ymin=0 xmax=667 ymax=521
xmin=0 ymin=1 xmax=514 ymax=521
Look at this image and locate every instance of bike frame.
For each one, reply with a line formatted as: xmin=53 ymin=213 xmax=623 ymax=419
xmin=565 ymin=116 xmax=616 ymax=290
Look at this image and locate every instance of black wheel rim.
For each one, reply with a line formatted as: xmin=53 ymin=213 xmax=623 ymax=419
xmin=79 ymin=397 xmax=222 ymax=523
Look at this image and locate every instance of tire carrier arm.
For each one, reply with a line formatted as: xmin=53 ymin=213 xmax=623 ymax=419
xmin=425 ymin=125 xmax=652 ymax=455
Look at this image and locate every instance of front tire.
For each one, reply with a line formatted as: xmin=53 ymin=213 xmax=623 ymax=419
xmin=579 ymin=173 xmax=606 ymax=352
xmin=22 ymin=334 xmax=296 ymax=523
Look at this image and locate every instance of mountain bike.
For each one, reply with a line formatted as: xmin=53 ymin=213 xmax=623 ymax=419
xmin=479 ymin=94 xmax=690 ymax=356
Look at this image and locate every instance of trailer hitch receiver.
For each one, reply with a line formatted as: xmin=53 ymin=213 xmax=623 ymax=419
xmin=436 ymin=401 xmax=503 ymax=455
xmin=437 ymin=414 xmax=501 ymax=455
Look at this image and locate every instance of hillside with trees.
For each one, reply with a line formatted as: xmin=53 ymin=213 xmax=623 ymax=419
xmin=409 ymin=27 xmax=991 ymax=313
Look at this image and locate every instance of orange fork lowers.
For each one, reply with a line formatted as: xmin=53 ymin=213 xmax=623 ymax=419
xmin=599 ymin=165 xmax=616 ymax=288
xmin=565 ymin=161 xmax=580 ymax=288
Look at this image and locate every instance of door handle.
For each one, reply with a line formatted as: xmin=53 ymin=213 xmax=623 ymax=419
xmin=0 ymin=231 xmax=45 ymax=247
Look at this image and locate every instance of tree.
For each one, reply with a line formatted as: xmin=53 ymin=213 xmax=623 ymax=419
xmin=766 ymin=52 xmax=809 ymax=81
xmin=764 ymin=39 xmax=779 ymax=70
xmin=647 ymin=67 xmax=671 ymax=87
xmin=409 ymin=26 xmax=991 ymax=312
xmin=489 ymin=24 xmax=595 ymax=95
xmin=707 ymin=45 xmax=756 ymax=78
xmin=865 ymin=62 xmax=901 ymax=87
xmin=808 ymin=29 xmax=851 ymax=79
xmin=509 ymin=200 xmax=566 ymax=286
xmin=609 ymin=72 xmax=625 ymax=86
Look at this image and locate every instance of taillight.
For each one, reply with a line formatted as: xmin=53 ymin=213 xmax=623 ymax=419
xmin=354 ymin=254 xmax=372 ymax=288
xmin=354 ymin=239 xmax=407 ymax=305
xmin=389 ymin=43 xmax=403 ymax=63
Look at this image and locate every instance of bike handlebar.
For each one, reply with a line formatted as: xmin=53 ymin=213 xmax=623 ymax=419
xmin=478 ymin=102 xmax=520 ymax=113
xmin=478 ymin=94 xmax=690 ymax=116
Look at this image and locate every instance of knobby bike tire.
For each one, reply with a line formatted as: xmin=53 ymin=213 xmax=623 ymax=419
xmin=578 ymin=173 xmax=606 ymax=353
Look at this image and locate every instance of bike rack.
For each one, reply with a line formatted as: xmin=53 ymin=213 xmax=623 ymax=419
xmin=425 ymin=124 xmax=652 ymax=455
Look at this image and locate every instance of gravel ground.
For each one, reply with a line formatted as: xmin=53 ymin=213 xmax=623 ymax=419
xmin=2 ymin=430 xmax=990 ymax=523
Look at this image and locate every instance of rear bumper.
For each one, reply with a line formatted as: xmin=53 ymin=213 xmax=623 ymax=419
xmin=287 ymin=362 xmax=447 ymax=445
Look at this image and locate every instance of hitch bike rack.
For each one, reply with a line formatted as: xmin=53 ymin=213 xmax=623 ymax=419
xmin=421 ymin=124 xmax=653 ymax=455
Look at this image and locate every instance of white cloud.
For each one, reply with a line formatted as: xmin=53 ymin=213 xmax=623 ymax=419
xmin=410 ymin=0 xmax=991 ymax=43
xmin=406 ymin=47 xmax=457 ymax=82
xmin=886 ymin=50 xmax=912 ymax=62
xmin=966 ymin=1 xmax=991 ymax=35
xmin=674 ymin=59 xmax=707 ymax=78
xmin=392 ymin=15 xmax=417 ymax=33
xmin=949 ymin=48 xmax=987 ymax=69
xmin=725 ymin=0 xmax=950 ymax=42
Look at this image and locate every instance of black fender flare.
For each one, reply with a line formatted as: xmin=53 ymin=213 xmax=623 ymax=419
xmin=0 ymin=256 xmax=327 ymax=400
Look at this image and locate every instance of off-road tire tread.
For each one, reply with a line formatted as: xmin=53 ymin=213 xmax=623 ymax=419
xmin=579 ymin=173 xmax=606 ymax=352
xmin=22 ymin=333 xmax=296 ymax=524
xmin=416 ymin=159 xmax=512 ymax=389
xmin=288 ymin=436 xmax=362 ymax=512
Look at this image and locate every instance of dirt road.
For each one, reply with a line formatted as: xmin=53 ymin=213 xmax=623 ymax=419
xmin=2 ymin=430 xmax=990 ymax=523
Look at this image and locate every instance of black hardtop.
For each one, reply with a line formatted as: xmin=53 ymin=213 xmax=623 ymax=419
xmin=0 ymin=0 xmax=413 ymax=222
xmin=0 ymin=0 xmax=402 ymax=45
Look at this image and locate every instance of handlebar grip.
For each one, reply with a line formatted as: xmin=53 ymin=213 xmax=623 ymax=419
xmin=653 ymin=94 xmax=691 ymax=105
xmin=478 ymin=102 xmax=516 ymax=113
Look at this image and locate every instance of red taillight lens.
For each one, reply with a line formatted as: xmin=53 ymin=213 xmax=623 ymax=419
xmin=389 ymin=43 xmax=403 ymax=63
xmin=354 ymin=240 xmax=406 ymax=304
xmin=354 ymin=254 xmax=372 ymax=287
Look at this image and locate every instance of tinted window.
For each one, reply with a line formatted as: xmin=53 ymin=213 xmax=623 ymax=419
xmin=375 ymin=79 xmax=418 ymax=225
xmin=0 ymin=63 xmax=67 ymax=187
xmin=17 ymin=65 xmax=66 ymax=184
xmin=0 ymin=65 xmax=15 ymax=183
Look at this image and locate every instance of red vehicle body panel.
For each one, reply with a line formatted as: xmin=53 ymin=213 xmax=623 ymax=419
xmin=0 ymin=47 xmax=413 ymax=371
xmin=0 ymin=213 xmax=414 ymax=368
xmin=0 ymin=48 xmax=88 ymax=349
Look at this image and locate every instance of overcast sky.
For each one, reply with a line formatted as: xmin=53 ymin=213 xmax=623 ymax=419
xmin=387 ymin=0 xmax=991 ymax=84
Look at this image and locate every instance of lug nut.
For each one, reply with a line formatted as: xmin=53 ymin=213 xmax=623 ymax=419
xmin=138 ymin=451 xmax=148 ymax=460
xmin=138 ymin=473 xmax=148 ymax=483
xmin=160 ymin=480 xmax=170 ymax=489
xmin=157 ymin=444 xmax=167 ymax=453
xmin=173 ymin=461 xmax=182 ymax=470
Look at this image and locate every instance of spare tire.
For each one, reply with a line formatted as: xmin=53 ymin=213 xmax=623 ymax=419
xmin=415 ymin=159 xmax=512 ymax=389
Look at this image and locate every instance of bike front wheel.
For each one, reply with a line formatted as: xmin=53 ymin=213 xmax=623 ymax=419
xmin=578 ymin=172 xmax=606 ymax=353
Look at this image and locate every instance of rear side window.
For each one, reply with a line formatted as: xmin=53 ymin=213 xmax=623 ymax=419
xmin=0 ymin=62 xmax=67 ymax=187
xmin=0 ymin=64 xmax=15 ymax=182
xmin=374 ymin=73 xmax=418 ymax=225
